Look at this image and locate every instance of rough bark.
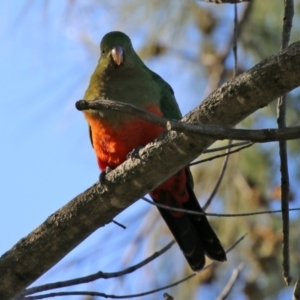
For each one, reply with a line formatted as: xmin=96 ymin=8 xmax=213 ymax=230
xmin=1 ymin=42 xmax=300 ymax=300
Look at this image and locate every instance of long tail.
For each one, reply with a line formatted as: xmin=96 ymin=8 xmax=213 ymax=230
xmin=150 ymin=169 xmax=226 ymax=271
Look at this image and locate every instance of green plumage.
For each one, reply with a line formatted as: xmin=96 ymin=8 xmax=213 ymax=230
xmin=84 ymin=31 xmax=182 ymax=122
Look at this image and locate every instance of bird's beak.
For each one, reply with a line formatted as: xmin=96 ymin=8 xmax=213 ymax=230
xmin=111 ymin=46 xmax=124 ymax=65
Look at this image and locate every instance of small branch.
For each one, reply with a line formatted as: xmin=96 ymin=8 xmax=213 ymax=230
xmin=112 ymin=220 xmax=126 ymax=229
xmin=293 ymin=274 xmax=300 ymax=300
xmin=233 ymin=4 xmax=238 ymax=77
xmin=76 ymin=100 xmax=300 ymax=143
xmin=203 ymin=5 xmax=238 ymax=211
xmin=216 ymin=263 xmax=244 ymax=300
xmin=19 ymin=236 xmax=246 ymax=300
xmin=281 ymin=0 xmax=294 ymax=50
xmin=203 ymin=141 xmax=251 ymax=153
xmin=18 ymin=241 xmax=175 ymax=297
xmin=199 ymin=0 xmax=250 ymax=3
xmin=189 ymin=142 xmax=253 ymax=166
xmin=142 ymin=197 xmax=300 ymax=218
xmin=278 ymin=0 xmax=294 ymax=286
xmin=167 ymin=122 xmax=300 ymax=143
xmin=204 ymin=2 xmax=253 ymax=92
xmin=203 ymin=140 xmax=232 ymax=211
xmin=121 ymin=211 xmax=158 ymax=265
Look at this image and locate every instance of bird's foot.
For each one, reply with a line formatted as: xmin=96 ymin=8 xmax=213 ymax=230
xmin=99 ymin=166 xmax=113 ymax=185
xmin=127 ymin=145 xmax=144 ymax=161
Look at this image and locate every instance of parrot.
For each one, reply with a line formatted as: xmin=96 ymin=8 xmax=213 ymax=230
xmin=83 ymin=31 xmax=226 ymax=271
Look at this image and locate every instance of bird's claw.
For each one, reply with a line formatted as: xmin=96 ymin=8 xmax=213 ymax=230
xmin=99 ymin=166 xmax=113 ymax=185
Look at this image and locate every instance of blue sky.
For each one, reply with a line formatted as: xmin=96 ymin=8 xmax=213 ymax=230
xmin=1 ymin=2 xmax=95 ymax=254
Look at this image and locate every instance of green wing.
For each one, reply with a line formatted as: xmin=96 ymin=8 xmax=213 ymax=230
xmin=149 ymin=69 xmax=196 ymax=187
xmin=150 ymin=70 xmax=182 ymax=120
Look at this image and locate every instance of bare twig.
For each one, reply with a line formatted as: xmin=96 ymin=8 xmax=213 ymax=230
xmin=17 ymin=241 xmax=175 ymax=297
xmin=293 ymin=274 xmax=300 ymax=300
xmin=76 ymin=99 xmax=300 ymax=143
xmin=142 ymin=197 xmax=300 ymax=218
xmin=189 ymin=142 xmax=253 ymax=166
xmin=109 ymin=211 xmax=158 ymax=295
xmin=203 ymin=5 xmax=238 ymax=211
xmin=18 ymin=236 xmax=246 ymax=300
xmin=203 ymin=140 xmax=232 ymax=211
xmin=166 ymin=122 xmax=300 ymax=143
xmin=278 ymin=0 xmax=294 ymax=285
xmin=233 ymin=4 xmax=238 ymax=77
xmin=203 ymin=141 xmax=251 ymax=153
xmin=216 ymin=263 xmax=244 ymax=300
xmin=121 ymin=211 xmax=158 ymax=265
xmin=112 ymin=220 xmax=126 ymax=229
xmin=200 ymin=0 xmax=249 ymax=3
xmin=203 ymin=2 xmax=253 ymax=93
xmin=281 ymin=0 xmax=294 ymax=49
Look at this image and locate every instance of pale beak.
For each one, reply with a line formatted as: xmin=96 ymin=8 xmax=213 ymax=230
xmin=111 ymin=46 xmax=124 ymax=65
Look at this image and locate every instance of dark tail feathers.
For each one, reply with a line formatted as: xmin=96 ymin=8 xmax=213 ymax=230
xmin=156 ymin=180 xmax=226 ymax=271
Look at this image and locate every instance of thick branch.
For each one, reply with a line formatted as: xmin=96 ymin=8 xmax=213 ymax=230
xmin=1 ymin=42 xmax=300 ymax=300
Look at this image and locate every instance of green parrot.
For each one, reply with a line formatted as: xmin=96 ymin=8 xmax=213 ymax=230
xmin=83 ymin=31 xmax=226 ymax=271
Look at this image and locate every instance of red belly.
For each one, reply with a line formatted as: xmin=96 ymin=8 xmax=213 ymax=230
xmin=85 ymin=104 xmax=165 ymax=170
xmin=85 ymin=103 xmax=189 ymax=216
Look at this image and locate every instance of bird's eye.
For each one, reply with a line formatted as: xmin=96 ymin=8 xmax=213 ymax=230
xmin=101 ymin=49 xmax=106 ymax=55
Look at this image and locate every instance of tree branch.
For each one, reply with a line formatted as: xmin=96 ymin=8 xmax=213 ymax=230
xmin=18 ymin=241 xmax=175 ymax=297
xmin=202 ymin=140 xmax=231 ymax=210
xmin=1 ymin=41 xmax=300 ymax=300
xmin=278 ymin=0 xmax=294 ymax=285
xmin=293 ymin=274 xmax=300 ymax=300
xmin=142 ymin=197 xmax=300 ymax=218
xmin=216 ymin=263 xmax=244 ymax=300
xmin=18 ymin=236 xmax=246 ymax=300
xmin=189 ymin=142 xmax=253 ymax=166
xmin=199 ymin=0 xmax=250 ymax=4
xmin=77 ymin=99 xmax=300 ymax=142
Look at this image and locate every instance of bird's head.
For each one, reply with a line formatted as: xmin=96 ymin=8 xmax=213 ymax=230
xmin=99 ymin=31 xmax=137 ymax=68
